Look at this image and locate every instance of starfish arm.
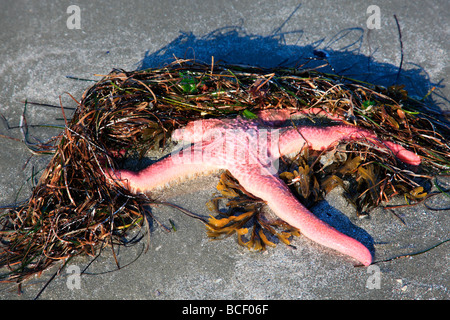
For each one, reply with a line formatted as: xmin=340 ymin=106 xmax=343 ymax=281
xmin=277 ymin=125 xmax=420 ymax=165
xmin=106 ymin=150 xmax=218 ymax=193
xmin=258 ymin=108 xmax=341 ymax=125
xmin=228 ymin=166 xmax=373 ymax=266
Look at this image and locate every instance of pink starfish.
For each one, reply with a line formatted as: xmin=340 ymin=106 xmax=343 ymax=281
xmin=106 ymin=108 xmax=420 ymax=266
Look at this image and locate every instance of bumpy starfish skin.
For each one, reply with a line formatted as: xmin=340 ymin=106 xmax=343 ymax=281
xmin=107 ymin=109 xmax=421 ymax=266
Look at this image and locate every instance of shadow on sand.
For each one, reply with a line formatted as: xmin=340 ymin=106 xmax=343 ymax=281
xmin=138 ymin=24 xmax=445 ymax=107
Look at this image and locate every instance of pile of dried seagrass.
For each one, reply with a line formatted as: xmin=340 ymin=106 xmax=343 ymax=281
xmin=1 ymin=59 xmax=449 ymax=284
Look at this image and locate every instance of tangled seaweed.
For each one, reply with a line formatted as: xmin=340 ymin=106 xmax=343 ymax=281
xmin=206 ymin=171 xmax=300 ymax=251
xmin=1 ymin=59 xmax=449 ymax=284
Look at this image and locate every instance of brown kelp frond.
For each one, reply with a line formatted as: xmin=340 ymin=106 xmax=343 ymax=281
xmin=279 ymin=140 xmax=435 ymax=217
xmin=206 ymin=171 xmax=300 ymax=251
xmin=1 ymin=59 xmax=449 ymax=283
